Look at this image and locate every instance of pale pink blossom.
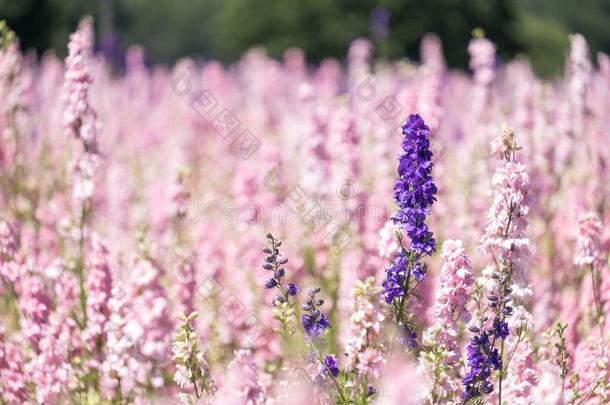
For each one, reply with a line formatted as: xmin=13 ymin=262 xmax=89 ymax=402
xmin=17 ymin=271 xmax=51 ymax=347
xmin=126 ymin=258 xmax=172 ymax=361
xmin=480 ymin=160 xmax=531 ymax=282
xmin=574 ymin=212 xmax=604 ymax=268
xmin=344 ymin=277 xmax=386 ymax=382
xmin=420 ymin=239 xmax=474 ymax=403
xmin=0 ymin=220 xmax=18 ymax=259
xmin=0 ymin=220 xmax=23 ymax=284
xmin=28 ymin=328 xmax=72 ymax=404
xmin=69 ymin=152 xmax=99 ymax=205
xmin=84 ymin=234 xmax=113 ymax=352
xmin=503 ymin=337 xmax=538 ymax=404
xmin=468 ymin=36 xmax=496 ymax=86
xmin=0 ymin=329 xmax=30 ymax=404
xmin=375 ymin=355 xmax=427 ymax=405
xmin=174 ymin=259 xmax=197 ymax=317
xmin=214 ymin=350 xmax=266 ymax=405
xmin=63 ymin=17 xmax=99 ymax=150
xmin=433 ymin=239 xmax=475 ymax=325
xmin=101 ymin=285 xmax=142 ymax=398
xmin=572 ymin=337 xmax=610 ymax=403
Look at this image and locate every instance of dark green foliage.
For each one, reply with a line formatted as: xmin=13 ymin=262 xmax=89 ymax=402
xmin=1 ymin=0 xmax=608 ymax=76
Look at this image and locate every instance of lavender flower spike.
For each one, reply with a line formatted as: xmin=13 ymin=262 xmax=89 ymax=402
xmin=382 ymin=114 xmax=438 ymax=350
xmin=383 ymin=114 xmax=437 ymax=305
xmin=301 ymin=288 xmax=331 ymax=339
xmin=392 ymin=114 xmax=437 ymax=256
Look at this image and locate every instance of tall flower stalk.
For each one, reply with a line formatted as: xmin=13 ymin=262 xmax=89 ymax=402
xmin=302 ymin=287 xmax=350 ymax=403
xmin=382 ymin=114 xmax=437 ymax=347
xmin=262 ymin=233 xmax=299 ymax=339
xmin=420 ymin=239 xmax=475 ymax=403
xmin=574 ymin=212 xmax=605 ymax=331
xmin=172 ymin=312 xmax=215 ymax=403
xmin=344 ymin=277 xmax=385 ymax=402
xmin=462 ymin=125 xmax=531 ymax=404
xmin=63 ymin=17 xmax=100 ymax=329
xmin=261 ymin=234 xmax=348 ymax=402
xmin=83 ymin=234 xmax=112 ymax=379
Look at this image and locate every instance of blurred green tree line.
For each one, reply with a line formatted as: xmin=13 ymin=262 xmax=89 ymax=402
xmin=1 ymin=0 xmax=608 ymax=76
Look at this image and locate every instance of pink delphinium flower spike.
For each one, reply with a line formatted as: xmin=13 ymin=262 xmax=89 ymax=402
xmin=214 ymin=350 xmax=266 ymax=405
xmin=574 ymin=211 xmax=606 ymax=332
xmin=468 ymin=33 xmax=496 ymax=120
xmin=502 ymin=336 xmax=538 ymax=404
xmin=17 ymin=270 xmax=51 ymax=348
xmin=126 ymin=257 xmax=172 ymax=362
xmin=344 ymin=277 xmax=386 ymax=386
xmin=417 ymin=34 xmax=445 ymax=132
xmin=571 ymin=337 xmax=610 ymax=403
xmin=0 ymin=328 xmax=30 ymax=404
xmin=28 ymin=328 xmax=72 ymax=404
xmin=174 ymin=258 xmax=197 ymax=318
xmin=565 ymin=34 xmax=591 ymax=139
xmin=101 ymin=284 xmax=140 ymax=399
xmin=84 ymin=234 xmax=113 ymax=356
xmin=574 ymin=212 xmax=604 ymax=269
xmin=463 ymin=125 xmax=533 ymax=402
xmin=0 ymin=219 xmax=23 ymax=285
xmin=63 ymin=17 xmax=99 ymax=150
xmin=420 ymin=239 xmax=474 ymax=403
xmin=375 ymin=354 xmax=428 ymax=405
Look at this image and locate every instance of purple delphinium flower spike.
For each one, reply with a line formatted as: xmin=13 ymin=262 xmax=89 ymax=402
xmin=301 ymin=288 xmax=331 ymax=339
xmin=323 ymin=355 xmax=340 ymax=378
xmin=382 ymin=114 xmax=437 ymax=349
xmin=261 ymin=234 xmax=298 ymax=306
xmin=391 ymin=114 xmax=437 ymax=256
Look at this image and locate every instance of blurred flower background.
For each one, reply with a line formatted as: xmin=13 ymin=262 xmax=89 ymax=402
xmin=1 ymin=1 xmax=609 ymax=404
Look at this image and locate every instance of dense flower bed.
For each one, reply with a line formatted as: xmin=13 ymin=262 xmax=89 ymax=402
xmin=0 ymin=18 xmax=609 ymax=404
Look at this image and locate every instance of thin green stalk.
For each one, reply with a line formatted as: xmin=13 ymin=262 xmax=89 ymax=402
xmin=589 ymin=264 xmax=604 ymax=337
xmin=311 ymin=344 xmax=348 ymax=403
xmin=498 ymin=338 xmax=505 ymax=405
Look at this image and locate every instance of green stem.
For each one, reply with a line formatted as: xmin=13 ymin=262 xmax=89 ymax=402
xmin=311 ymin=344 xmax=347 ymax=403
xmin=498 ymin=338 xmax=505 ymax=405
xmin=589 ymin=264 xmax=604 ymax=336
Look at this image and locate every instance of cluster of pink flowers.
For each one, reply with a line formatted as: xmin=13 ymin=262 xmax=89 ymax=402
xmin=572 ymin=337 xmax=610 ymax=403
xmin=126 ymin=257 xmax=172 ymax=362
xmin=419 ymin=239 xmax=474 ymax=402
xmin=432 ymin=239 xmax=475 ymax=327
xmin=0 ymin=220 xmax=21 ymax=286
xmin=100 ymin=284 xmax=144 ymax=398
xmin=480 ymin=126 xmax=532 ymax=284
xmin=84 ymin=235 xmax=112 ymax=353
xmin=63 ymin=17 xmax=98 ymax=150
xmin=0 ymin=15 xmax=609 ymax=405
xmin=215 ymin=350 xmax=266 ymax=404
xmin=18 ymin=271 xmax=52 ymax=347
xmin=0 ymin=329 xmax=29 ymax=403
xmin=575 ymin=212 xmax=604 ymax=268
xmin=502 ymin=337 xmax=538 ymax=404
xmin=29 ymin=328 xmax=72 ymax=404
xmin=343 ymin=277 xmax=386 ymax=382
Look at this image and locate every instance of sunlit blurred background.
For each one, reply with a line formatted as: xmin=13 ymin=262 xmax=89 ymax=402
xmin=2 ymin=0 xmax=609 ymax=76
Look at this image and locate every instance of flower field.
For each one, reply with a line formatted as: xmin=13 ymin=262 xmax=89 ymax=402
xmin=0 ymin=17 xmax=609 ymax=404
